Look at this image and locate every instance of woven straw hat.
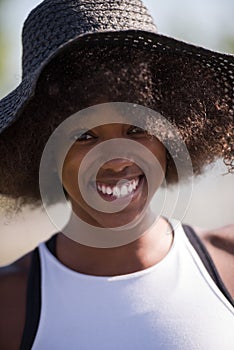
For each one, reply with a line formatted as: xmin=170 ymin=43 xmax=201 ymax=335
xmin=0 ymin=0 xmax=233 ymax=135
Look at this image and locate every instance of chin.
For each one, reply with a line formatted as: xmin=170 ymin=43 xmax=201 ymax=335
xmin=92 ymin=202 xmax=148 ymax=229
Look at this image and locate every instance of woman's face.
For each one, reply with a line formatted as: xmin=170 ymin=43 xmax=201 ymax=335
xmin=62 ymin=105 xmax=166 ymax=228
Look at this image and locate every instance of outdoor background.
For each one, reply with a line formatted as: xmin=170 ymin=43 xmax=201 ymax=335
xmin=0 ymin=0 xmax=233 ymax=265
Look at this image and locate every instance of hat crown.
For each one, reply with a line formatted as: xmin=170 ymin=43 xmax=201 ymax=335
xmin=22 ymin=0 xmax=157 ymax=76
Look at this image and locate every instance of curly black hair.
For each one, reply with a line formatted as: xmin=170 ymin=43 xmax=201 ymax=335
xmin=0 ymin=43 xmax=233 ymax=213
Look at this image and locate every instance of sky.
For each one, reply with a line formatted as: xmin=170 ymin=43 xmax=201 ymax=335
xmin=0 ymin=0 xmax=233 ymax=263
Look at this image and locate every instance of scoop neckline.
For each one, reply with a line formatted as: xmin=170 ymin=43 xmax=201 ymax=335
xmin=41 ymin=219 xmax=180 ymax=282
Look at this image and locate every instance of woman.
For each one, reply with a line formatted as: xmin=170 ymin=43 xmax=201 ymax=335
xmin=0 ymin=0 xmax=233 ymax=349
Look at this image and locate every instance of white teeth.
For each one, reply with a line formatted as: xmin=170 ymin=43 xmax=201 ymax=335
xmin=106 ymin=186 xmax=112 ymax=195
xmin=120 ymin=185 xmax=128 ymax=196
xmin=113 ymin=186 xmax=120 ymax=197
xmin=135 ymin=177 xmax=140 ymax=187
xmin=97 ymin=176 xmax=141 ymax=197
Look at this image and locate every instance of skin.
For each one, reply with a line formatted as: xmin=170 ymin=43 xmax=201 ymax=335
xmin=59 ymin=119 xmax=170 ymax=276
xmin=0 ymin=113 xmax=233 ymax=349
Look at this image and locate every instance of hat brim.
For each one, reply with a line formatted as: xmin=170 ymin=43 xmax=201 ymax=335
xmin=0 ymin=29 xmax=233 ymax=134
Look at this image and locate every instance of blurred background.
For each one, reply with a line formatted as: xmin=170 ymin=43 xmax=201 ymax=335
xmin=0 ymin=0 xmax=233 ymax=265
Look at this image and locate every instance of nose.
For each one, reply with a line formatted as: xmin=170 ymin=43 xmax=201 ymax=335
xmin=101 ymin=158 xmax=134 ymax=173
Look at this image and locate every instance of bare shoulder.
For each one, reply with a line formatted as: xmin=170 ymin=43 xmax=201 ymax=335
xmin=195 ymin=224 xmax=234 ymax=299
xmin=0 ymin=252 xmax=32 ymax=350
xmin=196 ymin=224 xmax=234 ymax=254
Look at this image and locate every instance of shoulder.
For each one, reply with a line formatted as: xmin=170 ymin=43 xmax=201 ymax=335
xmin=0 ymin=252 xmax=32 ymax=350
xmin=196 ymin=224 xmax=234 ymax=255
xmin=194 ymin=224 xmax=234 ymax=299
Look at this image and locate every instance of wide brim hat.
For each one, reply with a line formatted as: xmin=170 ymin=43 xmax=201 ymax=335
xmin=0 ymin=0 xmax=233 ymax=135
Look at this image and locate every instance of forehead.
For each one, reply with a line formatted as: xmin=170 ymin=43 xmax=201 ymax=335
xmin=61 ymin=103 xmax=148 ymax=133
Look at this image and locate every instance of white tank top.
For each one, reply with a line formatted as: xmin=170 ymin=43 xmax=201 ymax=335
xmin=32 ymin=220 xmax=234 ymax=350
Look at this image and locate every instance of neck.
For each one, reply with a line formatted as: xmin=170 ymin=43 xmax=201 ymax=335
xmin=56 ymin=216 xmax=174 ymax=277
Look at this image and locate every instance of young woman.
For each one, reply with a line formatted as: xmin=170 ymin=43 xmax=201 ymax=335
xmin=0 ymin=0 xmax=233 ymax=349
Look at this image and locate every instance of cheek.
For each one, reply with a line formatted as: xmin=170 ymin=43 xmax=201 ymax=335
xmin=62 ymin=150 xmax=83 ymax=191
xmin=156 ymin=147 xmax=167 ymax=172
xmin=142 ymin=140 xmax=167 ymax=173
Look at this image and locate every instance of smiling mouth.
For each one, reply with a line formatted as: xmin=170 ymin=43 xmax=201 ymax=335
xmin=95 ymin=175 xmax=145 ymax=200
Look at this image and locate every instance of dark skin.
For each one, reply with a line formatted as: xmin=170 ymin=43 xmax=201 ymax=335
xmin=0 ymin=120 xmax=233 ymax=349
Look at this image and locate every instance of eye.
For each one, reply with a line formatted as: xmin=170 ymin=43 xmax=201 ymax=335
xmin=71 ymin=130 xmax=96 ymax=142
xmin=127 ymin=126 xmax=146 ymax=135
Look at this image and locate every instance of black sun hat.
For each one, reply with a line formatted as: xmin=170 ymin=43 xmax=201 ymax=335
xmin=0 ymin=0 xmax=233 ymax=136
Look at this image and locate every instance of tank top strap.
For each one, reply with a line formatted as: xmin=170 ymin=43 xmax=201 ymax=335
xmin=19 ymin=247 xmax=41 ymax=350
xmin=20 ymin=233 xmax=58 ymax=350
xmin=182 ymin=224 xmax=234 ymax=307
